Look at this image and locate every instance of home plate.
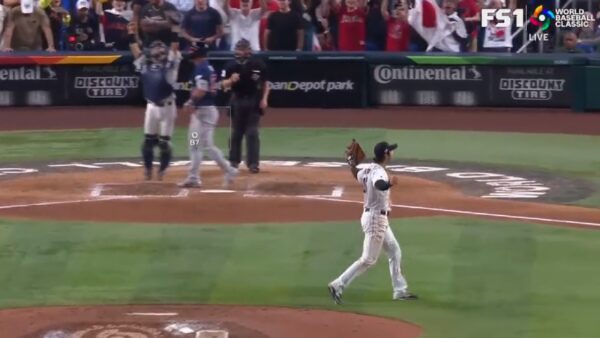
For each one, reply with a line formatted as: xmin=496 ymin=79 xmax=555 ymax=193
xmin=199 ymin=189 xmax=235 ymax=193
xmin=196 ymin=330 xmax=228 ymax=338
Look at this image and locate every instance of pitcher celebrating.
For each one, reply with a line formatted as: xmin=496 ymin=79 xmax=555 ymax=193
xmin=328 ymin=142 xmax=418 ymax=304
xmin=128 ymin=22 xmax=181 ymax=181
xmin=179 ymin=44 xmax=238 ymax=188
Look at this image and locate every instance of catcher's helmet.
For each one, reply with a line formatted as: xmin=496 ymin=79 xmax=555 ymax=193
xmin=146 ymin=40 xmax=168 ymax=65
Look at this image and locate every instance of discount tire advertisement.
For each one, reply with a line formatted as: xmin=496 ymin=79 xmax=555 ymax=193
xmin=492 ymin=66 xmax=571 ymax=107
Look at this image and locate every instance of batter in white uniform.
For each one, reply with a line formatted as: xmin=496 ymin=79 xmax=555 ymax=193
xmin=328 ymin=142 xmax=418 ymax=304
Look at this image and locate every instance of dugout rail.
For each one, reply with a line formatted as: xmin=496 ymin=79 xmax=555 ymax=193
xmin=0 ymin=52 xmax=597 ymax=112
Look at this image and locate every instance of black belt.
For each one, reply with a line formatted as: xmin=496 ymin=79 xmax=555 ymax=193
xmin=150 ymin=100 xmax=173 ymax=107
xmin=152 ymin=101 xmax=173 ymax=107
xmin=365 ymin=208 xmax=390 ymax=216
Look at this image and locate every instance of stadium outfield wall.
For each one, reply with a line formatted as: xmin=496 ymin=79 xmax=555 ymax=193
xmin=0 ymin=52 xmax=597 ymax=112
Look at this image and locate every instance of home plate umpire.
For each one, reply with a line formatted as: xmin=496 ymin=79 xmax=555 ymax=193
xmin=221 ymin=38 xmax=270 ymax=174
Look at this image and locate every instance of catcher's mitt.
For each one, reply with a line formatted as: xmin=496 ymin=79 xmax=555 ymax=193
xmin=345 ymin=139 xmax=366 ymax=167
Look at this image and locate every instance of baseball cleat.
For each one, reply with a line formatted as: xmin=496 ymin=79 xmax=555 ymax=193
xmin=157 ymin=170 xmax=165 ymax=181
xmin=223 ymin=168 xmax=239 ymax=188
xmin=328 ymin=284 xmax=343 ymax=305
xmin=178 ymin=179 xmax=201 ymax=188
xmin=393 ymin=291 xmax=419 ymax=301
xmin=144 ymin=169 xmax=152 ymax=181
xmin=249 ymin=166 xmax=260 ymax=174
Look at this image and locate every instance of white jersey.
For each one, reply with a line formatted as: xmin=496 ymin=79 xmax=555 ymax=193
xmin=357 ymin=163 xmax=391 ymax=212
xmin=229 ymin=8 xmax=262 ymax=51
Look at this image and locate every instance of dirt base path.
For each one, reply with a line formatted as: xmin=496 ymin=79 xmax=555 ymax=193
xmin=0 ymin=305 xmax=422 ymax=338
xmin=0 ymin=166 xmax=598 ymax=228
xmin=2 ymin=106 xmax=599 ymax=134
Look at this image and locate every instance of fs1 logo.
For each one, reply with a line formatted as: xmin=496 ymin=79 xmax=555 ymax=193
xmin=481 ymin=8 xmax=525 ymax=28
xmin=481 ymin=6 xmax=553 ymax=42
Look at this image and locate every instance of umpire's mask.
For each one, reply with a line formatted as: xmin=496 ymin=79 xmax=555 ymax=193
xmin=234 ymin=39 xmax=252 ymax=64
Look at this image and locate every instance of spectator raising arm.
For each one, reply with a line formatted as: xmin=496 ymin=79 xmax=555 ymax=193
xmin=1 ymin=17 xmax=14 ymax=52
xmin=128 ymin=22 xmax=143 ymax=58
xmin=260 ymin=0 xmax=268 ymax=13
xmin=381 ymin=0 xmax=389 ymax=19
xmin=0 ymin=5 xmax=7 ymax=47
xmin=296 ymin=18 xmax=303 ymax=50
xmin=42 ymin=14 xmax=57 ymax=51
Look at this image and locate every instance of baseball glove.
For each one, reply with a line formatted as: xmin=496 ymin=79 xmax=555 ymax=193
xmin=345 ymin=139 xmax=366 ymax=167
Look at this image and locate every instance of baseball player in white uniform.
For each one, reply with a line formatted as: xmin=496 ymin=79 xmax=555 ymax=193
xmin=328 ymin=142 xmax=418 ymax=304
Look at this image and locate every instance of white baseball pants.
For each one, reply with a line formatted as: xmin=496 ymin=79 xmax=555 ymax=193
xmin=143 ymin=100 xmax=177 ymax=137
xmin=331 ymin=211 xmax=408 ymax=294
xmin=186 ymin=106 xmax=235 ymax=182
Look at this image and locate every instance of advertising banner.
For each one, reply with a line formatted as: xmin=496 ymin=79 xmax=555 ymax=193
xmin=0 ymin=65 xmax=67 ymax=106
xmin=370 ymin=64 xmax=491 ymax=106
xmin=492 ymin=66 xmax=571 ymax=107
xmin=175 ymin=57 xmax=365 ymax=108
xmin=267 ymin=58 xmax=364 ymax=108
xmin=68 ymin=64 xmax=142 ymax=105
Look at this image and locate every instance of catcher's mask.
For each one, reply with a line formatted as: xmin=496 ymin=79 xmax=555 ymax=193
xmin=234 ymin=39 xmax=252 ymax=64
xmin=146 ymin=41 xmax=169 ymax=65
xmin=373 ymin=142 xmax=397 ymax=162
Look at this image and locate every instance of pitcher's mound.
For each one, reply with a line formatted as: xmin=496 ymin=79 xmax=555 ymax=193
xmin=0 ymin=305 xmax=421 ymax=338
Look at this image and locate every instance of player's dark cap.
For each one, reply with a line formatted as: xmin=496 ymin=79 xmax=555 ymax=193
xmin=374 ymin=142 xmax=398 ymax=160
xmin=234 ymin=38 xmax=252 ymax=50
xmin=187 ymin=43 xmax=209 ymax=59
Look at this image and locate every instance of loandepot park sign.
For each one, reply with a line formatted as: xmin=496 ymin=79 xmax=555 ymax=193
xmin=0 ymin=160 xmax=550 ymax=199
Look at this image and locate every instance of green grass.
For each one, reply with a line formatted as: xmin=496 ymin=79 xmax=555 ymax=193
xmin=1 ymin=217 xmax=599 ymax=338
xmin=1 ymin=127 xmax=599 ymax=206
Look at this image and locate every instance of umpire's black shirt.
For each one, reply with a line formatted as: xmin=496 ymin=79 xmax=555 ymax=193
xmin=222 ymin=58 xmax=268 ymax=98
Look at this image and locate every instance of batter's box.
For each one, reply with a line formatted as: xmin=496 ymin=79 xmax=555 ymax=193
xmin=246 ymin=182 xmax=344 ymax=198
xmin=90 ymin=183 xmax=189 ymax=199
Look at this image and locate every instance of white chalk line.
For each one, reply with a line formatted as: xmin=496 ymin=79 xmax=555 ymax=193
xmin=127 ymin=312 xmax=178 ymax=316
xmin=2 ymin=184 xmax=597 ymax=228
xmin=243 ymin=186 xmax=345 ymax=199
xmin=300 ymin=196 xmax=600 ymax=228
xmin=0 ymin=197 xmax=127 ymax=210
xmin=90 ymin=183 xmax=190 ymax=199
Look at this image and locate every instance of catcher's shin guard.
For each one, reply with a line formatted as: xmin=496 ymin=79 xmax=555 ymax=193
xmin=158 ymin=136 xmax=172 ymax=172
xmin=142 ymin=134 xmax=159 ymax=171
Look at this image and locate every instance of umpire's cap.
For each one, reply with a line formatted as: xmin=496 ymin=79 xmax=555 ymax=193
xmin=187 ymin=43 xmax=209 ymax=59
xmin=374 ymin=142 xmax=397 ymax=161
xmin=234 ymin=38 xmax=252 ymax=50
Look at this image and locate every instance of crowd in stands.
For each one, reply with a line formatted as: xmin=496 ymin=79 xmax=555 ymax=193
xmin=0 ymin=0 xmax=599 ymax=53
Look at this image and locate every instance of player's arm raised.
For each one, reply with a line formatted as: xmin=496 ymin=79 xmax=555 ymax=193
xmin=127 ymin=22 xmax=143 ymax=59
